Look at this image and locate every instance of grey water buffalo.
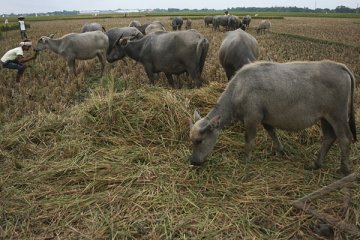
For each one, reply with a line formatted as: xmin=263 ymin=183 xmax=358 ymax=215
xmin=134 ymin=23 xmax=151 ymax=35
xmin=106 ymin=27 xmax=143 ymax=63
xmin=185 ymin=19 xmax=192 ymax=30
xmin=212 ymin=15 xmax=229 ymax=31
xmin=242 ymin=15 xmax=252 ymax=28
xmin=189 ymin=61 xmax=356 ymax=175
xmin=34 ymin=31 xmax=109 ymax=77
xmin=172 ymin=16 xmax=183 ymax=31
xmin=128 ymin=20 xmax=141 ymax=28
xmin=204 ymin=16 xmax=213 ymax=27
xmin=256 ymin=20 xmax=271 ymax=34
xmin=219 ymin=29 xmax=258 ymax=80
xmin=227 ymin=15 xmax=241 ymax=31
xmin=80 ymin=22 xmax=106 ymax=33
xmin=117 ymin=30 xmax=209 ymax=88
xmin=145 ymin=21 xmax=166 ymax=34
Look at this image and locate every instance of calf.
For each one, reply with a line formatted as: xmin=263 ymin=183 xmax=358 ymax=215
xmin=34 ymin=31 xmax=109 ymax=77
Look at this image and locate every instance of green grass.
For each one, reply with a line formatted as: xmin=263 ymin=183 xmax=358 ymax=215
xmin=3 ymin=11 xmax=359 ymax=23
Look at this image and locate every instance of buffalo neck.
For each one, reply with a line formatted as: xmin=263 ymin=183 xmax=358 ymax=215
xmin=47 ymin=38 xmax=63 ymax=55
xmin=206 ymin=83 xmax=234 ymax=129
xmin=124 ymin=38 xmax=146 ymax=62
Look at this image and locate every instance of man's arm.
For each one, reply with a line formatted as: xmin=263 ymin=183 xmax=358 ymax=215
xmin=16 ymin=52 xmax=37 ymax=63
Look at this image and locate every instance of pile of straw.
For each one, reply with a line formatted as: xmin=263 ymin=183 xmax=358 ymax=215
xmin=1 ymin=83 xmax=359 ymax=239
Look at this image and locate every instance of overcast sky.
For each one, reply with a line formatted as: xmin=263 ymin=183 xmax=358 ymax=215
xmin=1 ymin=0 xmax=359 ymax=15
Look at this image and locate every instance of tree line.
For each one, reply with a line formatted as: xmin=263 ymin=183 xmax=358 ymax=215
xmin=2 ymin=5 xmax=359 ymax=17
xmin=166 ymin=6 xmax=359 ymax=13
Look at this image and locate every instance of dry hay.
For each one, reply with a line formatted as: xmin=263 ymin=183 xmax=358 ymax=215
xmin=1 ymin=82 xmax=359 ymax=239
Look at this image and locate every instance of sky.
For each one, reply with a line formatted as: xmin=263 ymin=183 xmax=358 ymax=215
xmin=1 ymin=0 xmax=359 ymax=15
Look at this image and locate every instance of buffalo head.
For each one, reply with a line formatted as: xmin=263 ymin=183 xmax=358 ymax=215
xmin=189 ymin=110 xmax=221 ymax=166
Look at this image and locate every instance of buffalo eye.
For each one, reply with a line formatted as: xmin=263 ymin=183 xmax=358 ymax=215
xmin=194 ymin=139 xmax=203 ymax=145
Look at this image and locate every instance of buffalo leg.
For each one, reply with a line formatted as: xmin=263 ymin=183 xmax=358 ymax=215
xmin=165 ymin=73 xmax=175 ymax=88
xmin=67 ymin=58 xmax=76 ymax=77
xmin=144 ymin=67 xmax=155 ymax=84
xmin=307 ymin=119 xmax=336 ymax=171
xmin=189 ymin=71 xmax=202 ymax=88
xmin=329 ymin=118 xmax=353 ymax=175
xmin=97 ymin=52 xmax=106 ymax=77
xmin=263 ymin=124 xmax=284 ymax=155
xmin=244 ymin=119 xmax=258 ymax=161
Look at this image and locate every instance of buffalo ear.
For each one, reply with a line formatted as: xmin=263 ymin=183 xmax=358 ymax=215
xmin=209 ymin=115 xmax=221 ymax=129
xmin=48 ymin=33 xmax=55 ymax=38
xmin=131 ymin=32 xmax=141 ymax=40
xmin=189 ymin=118 xmax=194 ymax=129
xmin=119 ymin=38 xmax=128 ymax=46
xmin=193 ymin=110 xmax=201 ymax=122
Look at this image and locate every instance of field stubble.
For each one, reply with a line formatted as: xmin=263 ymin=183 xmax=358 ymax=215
xmin=0 ymin=16 xmax=359 ymax=239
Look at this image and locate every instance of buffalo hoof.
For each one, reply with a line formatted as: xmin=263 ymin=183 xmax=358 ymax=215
xmin=304 ymin=162 xmax=321 ymax=171
xmin=189 ymin=157 xmax=203 ymax=167
xmin=336 ymin=167 xmax=351 ymax=176
xmin=313 ymin=224 xmax=334 ymax=238
xmin=190 ymin=161 xmax=203 ymax=167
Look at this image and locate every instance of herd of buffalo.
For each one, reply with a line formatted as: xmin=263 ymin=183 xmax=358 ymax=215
xmin=32 ymin=15 xmax=356 ymax=175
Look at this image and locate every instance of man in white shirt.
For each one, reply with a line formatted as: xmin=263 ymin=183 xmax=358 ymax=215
xmin=1 ymin=39 xmax=38 ymax=82
xmin=18 ymin=16 xmax=28 ymax=39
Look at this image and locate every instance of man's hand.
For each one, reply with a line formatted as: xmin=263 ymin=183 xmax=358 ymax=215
xmin=32 ymin=49 xmax=39 ymax=60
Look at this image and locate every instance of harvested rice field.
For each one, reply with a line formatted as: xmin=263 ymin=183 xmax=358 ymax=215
xmin=0 ymin=15 xmax=359 ymax=239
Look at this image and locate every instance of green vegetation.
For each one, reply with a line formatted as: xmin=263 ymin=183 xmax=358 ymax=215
xmin=2 ymin=11 xmax=359 ymax=23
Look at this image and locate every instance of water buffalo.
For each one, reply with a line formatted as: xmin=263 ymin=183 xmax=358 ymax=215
xmin=219 ymin=29 xmax=258 ymax=80
xmin=128 ymin=20 xmax=141 ymax=28
xmin=242 ymin=15 xmax=252 ymax=28
xmin=172 ymin=16 xmax=183 ymax=31
xmin=189 ymin=61 xmax=356 ymax=175
xmin=106 ymin=27 xmax=143 ymax=63
xmin=185 ymin=19 xmax=192 ymax=30
xmin=117 ymin=30 xmax=209 ymax=88
xmin=212 ymin=15 xmax=229 ymax=31
xmin=80 ymin=22 xmax=106 ymax=33
xmin=227 ymin=15 xmax=241 ymax=31
xmin=134 ymin=23 xmax=151 ymax=35
xmin=256 ymin=20 xmax=271 ymax=34
xmin=34 ymin=31 xmax=109 ymax=77
xmin=145 ymin=21 xmax=166 ymax=34
xmin=204 ymin=16 xmax=213 ymax=27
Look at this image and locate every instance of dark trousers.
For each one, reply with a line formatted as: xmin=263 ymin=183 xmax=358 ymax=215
xmin=20 ymin=30 xmax=27 ymax=39
xmin=2 ymin=60 xmax=26 ymax=74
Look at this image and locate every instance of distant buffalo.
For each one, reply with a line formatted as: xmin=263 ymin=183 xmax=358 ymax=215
xmin=128 ymin=20 xmax=141 ymax=28
xmin=242 ymin=15 xmax=252 ymax=28
xmin=145 ymin=21 xmax=166 ymax=34
xmin=227 ymin=15 xmax=241 ymax=31
xmin=80 ymin=22 xmax=106 ymax=33
xmin=204 ymin=16 xmax=213 ymax=27
xmin=185 ymin=19 xmax=192 ymax=30
xmin=212 ymin=15 xmax=229 ymax=31
xmin=256 ymin=20 xmax=272 ymax=34
xmin=172 ymin=16 xmax=183 ymax=31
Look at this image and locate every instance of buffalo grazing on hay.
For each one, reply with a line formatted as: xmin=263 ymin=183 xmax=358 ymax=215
xmin=189 ymin=61 xmax=356 ymax=175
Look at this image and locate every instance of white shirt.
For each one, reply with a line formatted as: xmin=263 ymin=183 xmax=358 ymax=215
xmin=19 ymin=20 xmax=26 ymax=30
xmin=1 ymin=47 xmax=24 ymax=62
